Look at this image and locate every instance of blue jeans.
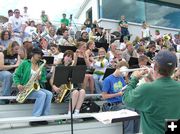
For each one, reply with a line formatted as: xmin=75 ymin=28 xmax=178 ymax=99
xmin=28 ymin=89 xmax=53 ymax=116
xmin=0 ymin=71 xmax=13 ymax=96
xmin=102 ymin=102 xmax=139 ymax=134
xmin=93 ymin=74 xmax=103 ymax=94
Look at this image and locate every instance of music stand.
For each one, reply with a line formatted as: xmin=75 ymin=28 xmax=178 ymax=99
xmin=128 ymin=57 xmax=139 ymax=69
xmin=53 ymin=65 xmax=86 ymax=134
xmin=93 ymin=42 xmax=109 ymax=53
xmin=59 ymin=46 xmax=77 ymax=53
xmin=43 ymin=56 xmax=54 ymax=65
xmin=102 ymin=68 xmax=116 ymax=80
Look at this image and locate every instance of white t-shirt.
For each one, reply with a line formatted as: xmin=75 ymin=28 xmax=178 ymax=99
xmin=24 ymin=26 xmax=37 ymax=36
xmin=120 ymin=42 xmax=127 ymax=51
xmin=53 ymin=53 xmax=64 ymax=64
xmin=8 ymin=16 xmax=25 ymax=33
xmin=141 ymin=27 xmax=150 ymax=38
xmin=22 ymin=12 xmax=29 ymax=22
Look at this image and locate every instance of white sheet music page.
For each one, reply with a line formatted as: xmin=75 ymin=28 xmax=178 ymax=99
xmin=90 ymin=109 xmax=138 ymax=124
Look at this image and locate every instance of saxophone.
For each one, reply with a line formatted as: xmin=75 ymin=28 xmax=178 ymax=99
xmin=55 ymin=82 xmax=73 ymax=103
xmin=16 ymin=60 xmax=46 ymax=103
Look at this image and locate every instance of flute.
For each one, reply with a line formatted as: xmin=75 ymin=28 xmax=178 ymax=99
xmin=92 ymin=55 xmax=106 ymax=59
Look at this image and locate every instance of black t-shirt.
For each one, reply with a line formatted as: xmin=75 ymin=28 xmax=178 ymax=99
xmin=78 ymin=38 xmax=88 ymax=43
xmin=76 ymin=57 xmax=86 ymax=66
xmin=3 ymin=50 xmax=18 ymax=72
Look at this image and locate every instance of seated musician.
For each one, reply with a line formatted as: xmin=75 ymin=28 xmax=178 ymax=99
xmin=50 ymin=50 xmax=85 ymax=115
xmin=0 ymin=41 xmax=20 ymax=104
xmin=49 ymin=43 xmax=63 ymax=65
xmin=122 ymin=41 xmax=138 ymax=63
xmin=85 ymin=41 xmax=95 ymax=67
xmin=101 ymin=61 xmax=138 ymax=134
xmin=13 ymin=48 xmax=53 ymax=125
xmin=93 ymin=47 xmax=109 ymax=93
xmin=137 ymin=55 xmax=154 ymax=86
xmin=73 ymin=41 xmax=95 ymax=94
xmin=123 ymin=50 xmax=180 ymax=134
xmin=58 ymin=29 xmax=75 ymax=46
xmin=110 ymin=49 xmax=126 ymax=68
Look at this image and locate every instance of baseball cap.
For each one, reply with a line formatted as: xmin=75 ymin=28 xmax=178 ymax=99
xmin=23 ymin=37 xmax=32 ymax=43
xmin=154 ymin=50 xmax=177 ymax=67
xmin=81 ymin=30 xmax=87 ymax=35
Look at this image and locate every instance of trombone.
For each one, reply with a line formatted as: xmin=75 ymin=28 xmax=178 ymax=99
xmin=119 ymin=67 xmax=147 ymax=73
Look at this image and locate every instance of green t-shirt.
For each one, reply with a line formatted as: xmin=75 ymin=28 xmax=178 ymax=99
xmin=61 ymin=18 xmax=69 ymax=26
xmin=41 ymin=15 xmax=48 ymax=24
xmin=123 ymin=77 xmax=180 ymax=134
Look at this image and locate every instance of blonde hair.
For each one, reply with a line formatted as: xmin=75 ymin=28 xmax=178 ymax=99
xmin=7 ymin=41 xmax=19 ymax=56
xmin=116 ymin=61 xmax=129 ymax=69
xmin=87 ymin=40 xmax=94 ymax=49
xmin=76 ymin=41 xmax=87 ymax=49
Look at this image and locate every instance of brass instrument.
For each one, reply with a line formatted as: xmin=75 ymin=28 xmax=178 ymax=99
xmin=119 ymin=67 xmax=147 ymax=73
xmin=16 ymin=60 xmax=46 ymax=103
xmin=172 ymin=68 xmax=180 ymax=81
xmin=55 ymin=82 xmax=73 ymax=103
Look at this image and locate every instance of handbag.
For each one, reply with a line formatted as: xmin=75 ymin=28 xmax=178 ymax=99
xmin=80 ymin=100 xmax=100 ymax=113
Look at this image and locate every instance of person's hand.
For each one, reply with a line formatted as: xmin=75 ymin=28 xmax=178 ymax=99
xmin=132 ymin=69 xmax=148 ymax=79
xmin=118 ymin=91 xmax=123 ymax=96
xmin=17 ymin=84 xmax=24 ymax=92
xmin=52 ymin=85 xmax=60 ymax=93
xmin=14 ymin=60 xmax=21 ymax=68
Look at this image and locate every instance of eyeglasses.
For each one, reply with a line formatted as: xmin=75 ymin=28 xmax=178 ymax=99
xmin=15 ymin=12 xmax=20 ymax=14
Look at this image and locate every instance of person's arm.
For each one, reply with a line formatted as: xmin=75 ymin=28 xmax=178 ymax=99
xmin=0 ymin=52 xmax=18 ymax=70
xmin=101 ymin=78 xmax=123 ymax=99
xmin=13 ymin=61 xmax=24 ymax=86
xmin=72 ymin=52 xmax=78 ymax=66
xmin=122 ymin=71 xmax=152 ymax=111
xmin=49 ymin=66 xmax=60 ymax=93
xmin=83 ymin=52 xmax=91 ymax=67
xmin=102 ymin=92 xmax=123 ymax=99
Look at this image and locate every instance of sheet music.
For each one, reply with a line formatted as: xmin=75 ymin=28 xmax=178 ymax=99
xmin=91 ymin=109 xmax=138 ymax=124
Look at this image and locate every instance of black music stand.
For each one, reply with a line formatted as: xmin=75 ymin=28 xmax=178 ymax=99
xmin=93 ymin=42 xmax=109 ymax=53
xmin=43 ymin=56 xmax=54 ymax=65
xmin=59 ymin=46 xmax=77 ymax=53
xmin=102 ymin=68 xmax=116 ymax=80
xmin=53 ymin=65 xmax=86 ymax=134
xmin=128 ymin=57 xmax=139 ymax=69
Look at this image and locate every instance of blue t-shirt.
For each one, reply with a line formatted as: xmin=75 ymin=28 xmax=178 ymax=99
xmin=102 ymin=74 xmax=126 ymax=103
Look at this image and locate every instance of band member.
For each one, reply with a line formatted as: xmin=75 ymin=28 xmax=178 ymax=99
xmin=93 ymin=47 xmax=109 ymax=93
xmin=0 ymin=41 xmax=20 ymax=104
xmin=50 ymin=50 xmax=85 ymax=115
xmin=13 ymin=48 xmax=53 ymax=125
xmin=73 ymin=41 xmax=95 ymax=94
xmin=172 ymin=67 xmax=180 ymax=81
xmin=85 ymin=41 xmax=95 ymax=66
xmin=123 ymin=50 xmax=180 ymax=134
xmin=102 ymin=61 xmax=138 ymax=134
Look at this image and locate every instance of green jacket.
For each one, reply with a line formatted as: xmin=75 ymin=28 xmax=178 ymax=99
xmin=123 ymin=76 xmax=180 ymax=134
xmin=13 ymin=59 xmax=47 ymax=87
